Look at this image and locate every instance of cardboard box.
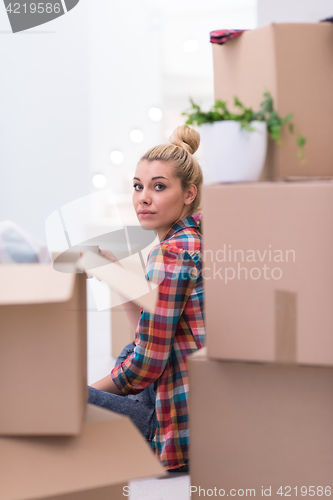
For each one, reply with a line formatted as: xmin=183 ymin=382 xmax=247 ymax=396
xmin=203 ymin=180 xmax=333 ymax=365
xmin=188 ymin=348 xmax=333 ymax=498
xmin=0 ymin=404 xmax=166 ymax=500
xmin=0 ymin=264 xmax=87 ymax=435
xmin=51 ymin=251 xmax=153 ymax=360
xmin=110 ymin=289 xmax=135 ymax=359
xmin=212 ymin=23 xmax=333 ymax=179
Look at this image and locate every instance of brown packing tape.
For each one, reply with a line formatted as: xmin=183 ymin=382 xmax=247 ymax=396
xmin=275 ymin=290 xmax=297 ymax=363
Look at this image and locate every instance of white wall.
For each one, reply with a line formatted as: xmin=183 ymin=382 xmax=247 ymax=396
xmin=87 ymin=0 xmax=258 ymax=197
xmin=160 ymin=0 xmax=258 ymax=164
xmin=0 ymin=0 xmax=258 ymax=242
xmin=87 ymin=0 xmax=163 ymax=198
xmin=0 ymin=1 xmax=90 ymax=242
xmin=258 ymin=0 xmax=332 ymax=25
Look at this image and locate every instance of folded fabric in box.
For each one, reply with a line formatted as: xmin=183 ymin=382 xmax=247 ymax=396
xmin=210 ymin=17 xmax=333 ymax=46
xmin=210 ymin=29 xmax=247 ymax=44
xmin=0 ymin=220 xmax=50 ymax=264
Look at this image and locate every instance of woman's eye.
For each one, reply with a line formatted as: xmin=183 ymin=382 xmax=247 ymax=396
xmin=133 ymin=183 xmax=165 ymax=191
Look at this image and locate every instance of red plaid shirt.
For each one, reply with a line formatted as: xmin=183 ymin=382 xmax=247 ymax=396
xmin=110 ymin=215 xmax=205 ymax=470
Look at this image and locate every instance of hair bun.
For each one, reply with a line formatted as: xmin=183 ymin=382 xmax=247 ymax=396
xmin=169 ymin=125 xmax=200 ymax=155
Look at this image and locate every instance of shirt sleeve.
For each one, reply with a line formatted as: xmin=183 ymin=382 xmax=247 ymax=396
xmin=110 ymin=243 xmax=198 ymax=395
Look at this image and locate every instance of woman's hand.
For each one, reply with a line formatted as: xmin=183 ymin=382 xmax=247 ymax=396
xmin=80 ymin=248 xmax=124 ymax=279
xmin=90 ymin=374 xmax=125 ymax=395
xmin=97 ymin=248 xmax=124 ymax=268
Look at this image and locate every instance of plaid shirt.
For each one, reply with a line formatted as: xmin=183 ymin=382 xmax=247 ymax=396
xmin=110 ymin=215 xmax=205 ymax=470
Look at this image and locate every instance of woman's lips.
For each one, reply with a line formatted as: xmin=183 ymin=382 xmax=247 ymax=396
xmin=139 ymin=212 xmax=155 ymax=217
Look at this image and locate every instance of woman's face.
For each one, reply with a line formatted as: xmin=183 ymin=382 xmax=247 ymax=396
xmin=132 ymin=159 xmax=197 ymax=241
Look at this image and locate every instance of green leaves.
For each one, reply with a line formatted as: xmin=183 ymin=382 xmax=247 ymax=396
xmin=269 ymin=124 xmax=282 ymax=141
xmin=233 ymin=96 xmax=245 ymax=110
xmin=283 ymin=114 xmax=293 ymax=123
xmin=182 ymin=95 xmax=256 ymax=126
xmin=181 ymin=91 xmax=307 ymax=163
xmin=297 ymin=135 xmax=307 ymax=148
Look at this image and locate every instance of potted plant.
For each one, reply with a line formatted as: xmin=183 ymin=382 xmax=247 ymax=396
xmin=182 ymin=92 xmax=306 ymax=183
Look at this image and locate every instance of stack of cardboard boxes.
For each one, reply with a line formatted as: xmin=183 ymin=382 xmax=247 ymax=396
xmin=188 ymin=23 xmax=333 ymax=497
xmin=0 ymin=264 xmax=164 ymax=500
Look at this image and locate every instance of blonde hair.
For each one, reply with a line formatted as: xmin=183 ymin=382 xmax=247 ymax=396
xmin=139 ymin=125 xmax=203 ymax=217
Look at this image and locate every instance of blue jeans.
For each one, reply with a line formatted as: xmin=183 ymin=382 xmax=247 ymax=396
xmin=88 ymin=342 xmax=157 ymax=445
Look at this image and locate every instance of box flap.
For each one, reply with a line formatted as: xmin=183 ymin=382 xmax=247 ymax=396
xmin=80 ymin=251 xmax=159 ymax=313
xmin=0 ymin=404 xmax=166 ymax=499
xmin=0 ymin=264 xmax=76 ymax=305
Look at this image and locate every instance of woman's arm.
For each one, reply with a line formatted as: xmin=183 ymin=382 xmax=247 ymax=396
xmin=90 ymin=374 xmax=124 ymax=395
xmin=88 ymin=249 xmax=142 ymax=331
xmin=88 ymin=249 xmax=142 ymax=393
xmin=118 ymin=293 xmax=142 ymax=332
xmin=110 ymin=245 xmax=199 ymax=395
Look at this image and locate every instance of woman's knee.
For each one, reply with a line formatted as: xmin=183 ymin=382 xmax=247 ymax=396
xmin=88 ymin=385 xmax=102 ymax=404
xmin=115 ymin=342 xmax=135 ymax=366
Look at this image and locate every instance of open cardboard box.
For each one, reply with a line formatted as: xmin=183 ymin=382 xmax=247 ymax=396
xmin=212 ymin=23 xmax=333 ymax=179
xmin=188 ymin=348 xmax=333 ymax=497
xmin=79 ymin=251 xmax=159 ymax=313
xmin=203 ymin=180 xmax=333 ymax=366
xmin=0 ymin=264 xmax=87 ymax=435
xmin=0 ymin=404 xmax=166 ymax=500
xmin=79 ymin=251 xmax=159 ymax=359
xmin=110 ymin=289 xmax=135 ymax=359
xmin=51 ymin=250 xmax=157 ymax=357
xmin=0 ymin=254 xmax=159 ymax=435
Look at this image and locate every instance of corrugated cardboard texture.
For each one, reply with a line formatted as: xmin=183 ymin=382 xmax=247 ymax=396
xmin=188 ymin=348 xmax=333 ymax=497
xmin=0 ymin=264 xmax=88 ymax=435
xmin=203 ymin=181 xmax=333 ymax=365
xmin=0 ymin=404 xmax=165 ymax=500
xmin=213 ymin=23 xmax=333 ymax=179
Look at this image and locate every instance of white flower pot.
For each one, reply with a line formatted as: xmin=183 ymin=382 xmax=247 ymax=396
xmin=200 ymin=121 xmax=267 ymax=183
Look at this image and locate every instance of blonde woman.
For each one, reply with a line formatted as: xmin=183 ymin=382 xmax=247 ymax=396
xmin=88 ymin=125 xmax=205 ymax=473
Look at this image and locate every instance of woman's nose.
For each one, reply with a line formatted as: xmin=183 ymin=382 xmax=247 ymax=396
xmin=138 ymin=188 xmax=151 ymax=204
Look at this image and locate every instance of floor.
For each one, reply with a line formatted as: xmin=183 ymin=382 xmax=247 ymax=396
xmin=86 ymin=280 xmax=191 ymax=499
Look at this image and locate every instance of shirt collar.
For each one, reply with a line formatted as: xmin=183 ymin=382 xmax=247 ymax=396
xmin=160 ymin=215 xmax=199 ymax=243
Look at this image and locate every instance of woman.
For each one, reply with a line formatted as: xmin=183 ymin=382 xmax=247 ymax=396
xmin=88 ymin=124 xmax=205 ymax=473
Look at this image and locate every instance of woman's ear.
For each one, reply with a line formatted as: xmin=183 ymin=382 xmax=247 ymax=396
xmin=185 ymin=184 xmax=197 ymax=205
